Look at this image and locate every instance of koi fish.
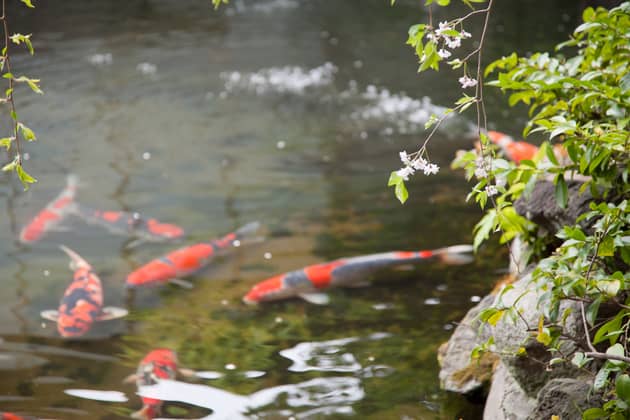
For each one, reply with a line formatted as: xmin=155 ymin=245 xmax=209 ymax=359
xmin=72 ymin=204 xmax=185 ymax=245
xmin=19 ymin=175 xmax=79 ymax=244
xmin=487 ymin=130 xmax=539 ymax=164
xmin=243 ymin=245 xmax=474 ymax=305
xmin=124 ymin=349 xmax=194 ymax=420
xmin=0 ymin=413 xmax=39 ymax=420
xmin=126 ymin=222 xmax=262 ymax=288
xmin=40 ymin=245 xmax=128 ymax=338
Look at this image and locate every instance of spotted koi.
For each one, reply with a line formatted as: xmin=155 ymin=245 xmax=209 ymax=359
xmin=243 ymin=244 xmax=474 ymax=304
xmin=128 ymin=349 xmax=179 ymax=420
xmin=72 ymin=204 xmax=185 ymax=243
xmin=125 ymin=221 xmax=261 ymax=288
xmin=19 ymin=175 xmax=79 ymax=244
xmin=486 ymin=130 xmax=539 ymax=164
xmin=40 ymin=246 xmax=128 ymax=338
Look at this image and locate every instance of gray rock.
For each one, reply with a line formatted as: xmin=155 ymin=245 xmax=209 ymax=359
xmin=513 ymin=180 xmax=593 ymax=235
xmin=489 ymin=273 xmax=584 ymax=397
xmin=438 ymin=294 xmax=497 ymax=394
xmin=527 ymin=378 xmax=603 ymax=420
xmin=483 ymin=362 xmax=536 ymax=420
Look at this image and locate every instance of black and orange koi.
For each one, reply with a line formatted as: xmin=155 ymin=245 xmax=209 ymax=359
xmin=124 ymin=348 xmax=194 ymax=420
xmin=125 ymin=222 xmax=261 ymax=288
xmin=19 ymin=175 xmax=79 ymax=244
xmin=243 ymin=245 xmax=474 ymax=304
xmin=72 ymin=204 xmax=185 ymax=244
xmin=40 ymin=246 xmax=128 ymax=338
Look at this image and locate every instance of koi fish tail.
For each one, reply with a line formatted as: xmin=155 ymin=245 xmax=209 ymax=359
xmin=434 ymin=244 xmax=474 ymax=265
xmin=59 ymin=245 xmax=92 ymax=270
xmin=131 ymin=404 xmax=161 ymax=420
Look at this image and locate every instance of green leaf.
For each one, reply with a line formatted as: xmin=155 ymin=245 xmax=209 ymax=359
xmin=388 ymin=171 xmax=402 ymax=187
xmin=554 ymin=174 xmax=568 ymax=209
xmin=16 ymin=164 xmax=36 ymax=190
xmin=436 ymin=0 xmax=450 ymax=5
xmin=571 ymin=352 xmax=587 ymax=368
xmin=594 ymin=311 xmax=626 ymax=345
xmin=594 ymin=365 xmax=612 ymax=390
xmin=18 ymin=123 xmax=36 ymax=141
xmin=536 ymin=328 xmax=552 ymax=346
xmin=586 ymin=297 xmax=602 ymax=327
xmin=2 ymin=159 xmax=17 ymax=172
xmin=0 ymin=137 xmax=13 ymax=150
xmin=616 ymin=374 xmax=630 ymax=404
xmin=582 ymin=407 xmax=607 ymax=420
xmin=597 ymin=236 xmax=614 ymax=257
xmin=395 ymin=181 xmax=408 ymax=204
xmin=20 ymin=0 xmax=35 ymax=8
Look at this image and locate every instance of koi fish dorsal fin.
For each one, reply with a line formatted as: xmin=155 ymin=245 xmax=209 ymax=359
xmin=434 ymin=244 xmax=474 ymax=265
xmin=59 ymin=245 xmax=92 ymax=270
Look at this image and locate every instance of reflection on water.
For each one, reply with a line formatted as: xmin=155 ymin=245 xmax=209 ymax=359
xmin=136 ymin=376 xmax=363 ymax=419
xmin=64 ymin=389 xmax=128 ymax=403
xmin=279 ymin=333 xmax=391 ymax=373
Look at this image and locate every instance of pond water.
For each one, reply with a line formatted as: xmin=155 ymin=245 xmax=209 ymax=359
xmin=0 ymin=0 xmax=580 ymax=418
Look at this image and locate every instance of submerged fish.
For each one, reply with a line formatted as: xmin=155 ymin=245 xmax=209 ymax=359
xmin=0 ymin=413 xmax=40 ymax=420
xmin=72 ymin=204 xmax=185 ymax=245
xmin=486 ymin=130 xmax=539 ymax=164
xmin=19 ymin=175 xmax=79 ymax=244
xmin=40 ymin=246 xmax=128 ymax=338
xmin=243 ymin=245 xmax=474 ymax=304
xmin=125 ymin=222 xmax=261 ymax=288
xmin=124 ymin=348 xmax=193 ymax=420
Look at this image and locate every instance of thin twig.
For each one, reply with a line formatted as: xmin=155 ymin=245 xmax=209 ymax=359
xmin=580 ymin=300 xmax=597 ymax=353
xmin=0 ymin=0 xmax=21 ymax=165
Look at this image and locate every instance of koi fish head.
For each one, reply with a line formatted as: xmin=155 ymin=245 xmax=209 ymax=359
xmin=243 ymin=274 xmax=286 ymax=304
xmin=57 ymin=310 xmax=95 ymax=338
xmin=145 ymin=219 xmax=185 ymax=240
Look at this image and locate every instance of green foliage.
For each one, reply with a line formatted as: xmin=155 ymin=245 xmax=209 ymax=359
xmin=462 ymin=4 xmax=630 ymax=417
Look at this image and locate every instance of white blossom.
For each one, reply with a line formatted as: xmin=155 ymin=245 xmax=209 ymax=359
xmin=399 ymin=150 xmax=413 ymax=166
xmin=411 ymin=157 xmax=428 ymax=171
xmin=460 ymin=29 xmax=472 ymax=39
xmin=459 ymin=75 xmax=478 ymax=89
xmin=474 ymin=166 xmax=488 ymax=179
xmin=435 ymin=21 xmax=451 ymax=37
xmin=396 ymin=166 xmax=415 ymax=181
xmin=485 ymin=185 xmax=498 ymax=196
xmin=438 ymin=49 xmax=452 ymax=59
xmin=423 ymin=163 xmax=440 ymax=175
xmin=445 ymin=36 xmax=461 ymax=49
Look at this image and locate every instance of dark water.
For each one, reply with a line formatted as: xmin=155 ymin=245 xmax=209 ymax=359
xmin=0 ymin=0 xmax=581 ymax=418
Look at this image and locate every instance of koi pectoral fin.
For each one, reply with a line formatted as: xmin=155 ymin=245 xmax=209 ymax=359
xmin=178 ymin=368 xmax=197 ymax=378
xmin=122 ymin=373 xmax=138 ymax=384
xmin=97 ymin=307 xmax=129 ymax=321
xmin=169 ymin=278 xmax=194 ymax=289
xmin=298 ymin=293 xmax=330 ymax=305
xmin=41 ymin=310 xmax=60 ymax=322
xmin=124 ymin=238 xmax=145 ymax=250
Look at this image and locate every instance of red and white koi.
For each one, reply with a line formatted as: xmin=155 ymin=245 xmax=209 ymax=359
xmin=19 ymin=175 xmax=79 ymax=244
xmin=125 ymin=222 xmax=261 ymax=288
xmin=72 ymin=204 xmax=185 ymax=244
xmin=40 ymin=246 xmax=128 ymax=338
xmin=0 ymin=413 xmax=40 ymax=420
xmin=243 ymin=244 xmax=474 ymax=304
xmin=124 ymin=348 xmax=194 ymax=420
xmin=486 ymin=130 xmax=539 ymax=164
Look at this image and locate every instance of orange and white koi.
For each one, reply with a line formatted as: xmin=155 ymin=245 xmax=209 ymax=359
xmin=19 ymin=175 xmax=79 ymax=244
xmin=125 ymin=348 xmax=194 ymax=420
xmin=40 ymin=246 xmax=128 ymax=338
xmin=243 ymin=244 xmax=474 ymax=304
xmin=72 ymin=205 xmax=185 ymax=244
xmin=126 ymin=222 xmax=261 ymax=288
xmin=486 ymin=130 xmax=539 ymax=164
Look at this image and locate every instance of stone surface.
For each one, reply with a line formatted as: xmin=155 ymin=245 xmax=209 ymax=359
xmin=489 ymin=273 xmax=584 ymax=397
xmin=483 ymin=362 xmax=536 ymax=420
xmin=527 ymin=378 xmax=603 ymax=420
xmin=438 ymin=294 xmax=496 ymax=394
xmin=513 ymin=180 xmax=594 ymax=235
